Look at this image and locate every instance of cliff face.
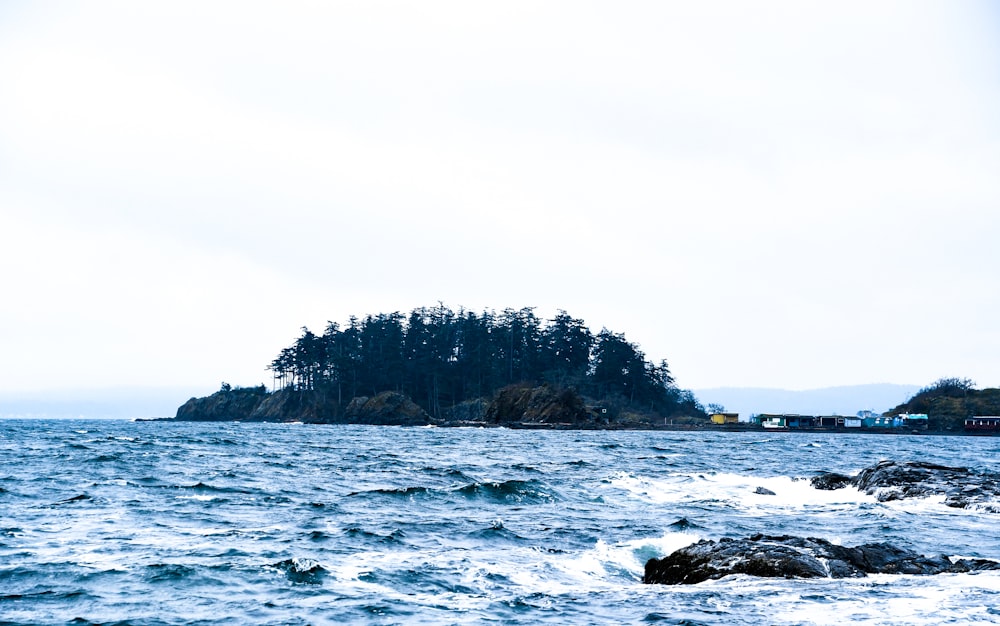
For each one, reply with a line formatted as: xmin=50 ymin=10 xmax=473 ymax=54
xmin=175 ymin=383 xmax=605 ymax=427
xmin=175 ymin=386 xmax=267 ymax=421
xmin=343 ymin=392 xmax=433 ymax=425
xmin=483 ymin=384 xmax=601 ymax=426
xmin=248 ymin=388 xmax=337 ymax=423
xmin=174 ymin=387 xmax=432 ymax=425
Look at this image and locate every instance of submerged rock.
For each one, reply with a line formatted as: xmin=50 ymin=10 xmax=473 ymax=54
xmin=643 ymin=534 xmax=1000 ymax=585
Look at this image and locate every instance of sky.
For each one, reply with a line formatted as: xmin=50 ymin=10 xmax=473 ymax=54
xmin=1 ymin=1 xmax=998 ymax=405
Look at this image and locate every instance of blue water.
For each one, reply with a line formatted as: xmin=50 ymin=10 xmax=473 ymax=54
xmin=2 ymin=420 xmax=999 ymax=625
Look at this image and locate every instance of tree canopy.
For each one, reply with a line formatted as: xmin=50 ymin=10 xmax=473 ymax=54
xmin=267 ymin=304 xmax=702 ymax=421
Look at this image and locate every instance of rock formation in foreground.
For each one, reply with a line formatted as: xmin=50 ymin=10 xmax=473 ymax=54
xmin=644 ymin=534 xmax=1000 ymax=585
xmin=810 ymin=460 xmax=1000 ymax=511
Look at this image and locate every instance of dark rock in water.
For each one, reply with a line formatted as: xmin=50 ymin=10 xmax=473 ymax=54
xmin=753 ymin=486 xmax=776 ymax=496
xmin=850 ymin=460 xmax=1000 ymax=510
xmin=806 ymin=461 xmax=1000 ymax=511
xmin=810 ymin=472 xmax=853 ymax=491
xmin=644 ymin=534 xmax=1000 ymax=585
xmin=270 ymin=558 xmax=326 ymax=584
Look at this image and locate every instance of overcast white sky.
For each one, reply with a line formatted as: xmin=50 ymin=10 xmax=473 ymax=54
xmin=1 ymin=1 xmax=998 ymax=400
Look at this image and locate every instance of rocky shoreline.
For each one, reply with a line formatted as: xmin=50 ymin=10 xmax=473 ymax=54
xmin=645 ymin=459 xmax=1000 ymax=585
xmin=161 ymin=383 xmax=993 ymax=435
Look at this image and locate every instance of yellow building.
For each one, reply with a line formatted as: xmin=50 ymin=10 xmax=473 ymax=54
xmin=710 ymin=412 xmax=739 ymax=425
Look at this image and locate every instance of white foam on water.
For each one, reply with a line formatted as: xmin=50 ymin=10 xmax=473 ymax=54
xmin=720 ymin=571 xmax=1000 ymax=625
xmin=538 ymin=530 xmax=705 ymax=593
xmin=175 ymin=494 xmax=218 ymax=502
xmin=610 ymin=471 xmax=876 ymax=513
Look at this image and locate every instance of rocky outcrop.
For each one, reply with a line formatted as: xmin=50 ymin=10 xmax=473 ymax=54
xmin=175 ymin=385 xmax=267 ymax=421
xmin=644 ymin=534 xmax=1000 ymax=585
xmin=174 ymin=387 xmax=430 ymax=425
xmin=249 ymin=388 xmax=336 ymax=423
xmin=483 ymin=384 xmax=598 ymax=427
xmin=442 ymin=398 xmax=489 ymax=423
xmin=809 ymin=472 xmax=854 ymax=490
xmin=810 ymin=460 xmax=1000 ymax=511
xmin=343 ymin=391 xmax=433 ymax=425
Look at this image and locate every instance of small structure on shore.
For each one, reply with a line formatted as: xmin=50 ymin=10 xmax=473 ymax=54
xmin=709 ymin=412 xmax=739 ymax=425
xmin=966 ymin=416 xmax=1000 ymax=433
xmin=757 ymin=412 xmax=923 ymax=432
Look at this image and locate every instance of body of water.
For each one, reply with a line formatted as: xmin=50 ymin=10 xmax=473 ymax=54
xmin=2 ymin=420 xmax=999 ymax=624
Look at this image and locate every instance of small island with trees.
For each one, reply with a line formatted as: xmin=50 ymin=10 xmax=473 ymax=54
xmin=172 ymin=304 xmax=1000 ymax=434
xmin=174 ymin=305 xmax=706 ymax=428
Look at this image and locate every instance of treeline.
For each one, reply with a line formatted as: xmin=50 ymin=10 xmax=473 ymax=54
xmin=268 ymin=304 xmax=703 ymax=420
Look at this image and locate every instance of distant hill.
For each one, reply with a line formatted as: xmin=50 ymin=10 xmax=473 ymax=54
xmin=886 ymin=378 xmax=1000 ymax=431
xmin=694 ymin=384 xmax=920 ymax=420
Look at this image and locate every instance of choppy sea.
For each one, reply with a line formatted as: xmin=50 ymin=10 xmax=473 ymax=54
xmin=1 ymin=420 xmax=999 ymax=625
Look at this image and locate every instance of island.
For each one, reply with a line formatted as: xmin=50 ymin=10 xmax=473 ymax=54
xmin=173 ymin=305 xmax=706 ymax=428
xmin=170 ymin=305 xmax=1000 ymax=433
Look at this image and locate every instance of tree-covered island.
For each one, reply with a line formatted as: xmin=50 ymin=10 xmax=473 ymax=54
xmin=175 ymin=305 xmax=706 ymax=428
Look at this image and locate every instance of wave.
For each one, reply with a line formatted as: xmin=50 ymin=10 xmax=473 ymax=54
xmin=180 ymin=482 xmax=255 ymax=495
xmin=85 ymin=454 xmax=120 ymax=463
xmin=144 ymin=563 xmax=198 ymax=583
xmin=343 ymin=527 xmax=406 ymax=544
xmin=349 ymin=485 xmax=433 ymax=498
xmin=668 ymin=517 xmax=702 ymax=531
xmin=269 ymin=557 xmax=326 ymax=584
xmin=52 ymin=493 xmax=93 ymax=506
xmin=0 ymin=589 xmax=89 ymax=602
xmin=467 ymin=519 xmax=526 ymax=543
xmin=419 ymin=466 xmax=477 ymax=480
xmin=348 ymin=479 xmax=558 ymax=504
xmin=454 ymin=479 xmax=559 ymax=504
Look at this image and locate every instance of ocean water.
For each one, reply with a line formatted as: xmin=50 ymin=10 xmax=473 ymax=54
xmin=1 ymin=420 xmax=999 ymax=625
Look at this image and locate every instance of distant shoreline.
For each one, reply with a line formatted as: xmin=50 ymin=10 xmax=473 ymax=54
xmin=134 ymin=417 xmax=991 ymax=436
